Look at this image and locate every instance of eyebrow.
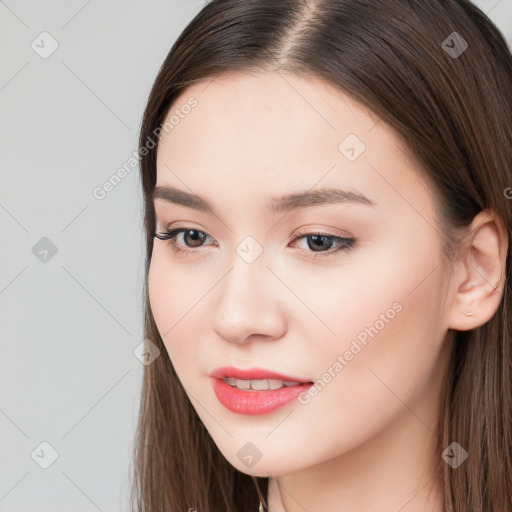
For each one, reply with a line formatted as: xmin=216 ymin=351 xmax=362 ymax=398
xmin=152 ymin=185 xmax=377 ymax=215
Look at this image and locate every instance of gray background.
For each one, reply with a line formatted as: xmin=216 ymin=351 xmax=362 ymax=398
xmin=1 ymin=1 xmax=510 ymax=510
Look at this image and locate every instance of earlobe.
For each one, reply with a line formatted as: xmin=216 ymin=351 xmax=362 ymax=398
xmin=447 ymin=209 xmax=508 ymax=332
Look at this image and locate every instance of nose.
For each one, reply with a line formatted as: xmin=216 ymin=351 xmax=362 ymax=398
xmin=211 ymin=251 xmax=287 ymax=344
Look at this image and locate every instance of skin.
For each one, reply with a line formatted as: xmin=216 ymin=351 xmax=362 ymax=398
xmin=148 ymin=70 xmax=507 ymax=512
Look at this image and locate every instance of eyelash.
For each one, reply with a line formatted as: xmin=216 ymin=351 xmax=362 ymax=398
xmin=152 ymin=227 xmax=356 ymax=259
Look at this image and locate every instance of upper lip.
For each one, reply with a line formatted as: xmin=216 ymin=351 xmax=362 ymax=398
xmin=209 ymin=366 xmax=313 ymax=383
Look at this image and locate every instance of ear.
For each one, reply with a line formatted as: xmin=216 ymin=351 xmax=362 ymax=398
xmin=447 ymin=209 xmax=508 ymax=331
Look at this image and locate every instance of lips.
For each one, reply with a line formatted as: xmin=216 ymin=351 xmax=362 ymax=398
xmin=209 ymin=366 xmax=314 ymax=415
xmin=209 ymin=366 xmax=313 ymax=383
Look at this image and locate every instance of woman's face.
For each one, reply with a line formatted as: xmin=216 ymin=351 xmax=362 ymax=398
xmin=148 ymin=70 xmax=455 ymax=477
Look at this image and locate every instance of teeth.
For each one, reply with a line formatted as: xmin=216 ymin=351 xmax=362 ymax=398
xmin=223 ymin=378 xmax=302 ymax=391
xmin=270 ymin=379 xmax=285 ymax=389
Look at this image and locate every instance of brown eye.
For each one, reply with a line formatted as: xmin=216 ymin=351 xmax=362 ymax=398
xmin=292 ymin=232 xmax=356 ymax=258
xmin=181 ymin=229 xmax=207 ymax=247
xmin=153 ymin=227 xmax=213 ymax=254
xmin=305 ymin=234 xmax=336 ymax=252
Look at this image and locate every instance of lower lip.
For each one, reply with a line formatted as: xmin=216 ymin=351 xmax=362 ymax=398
xmin=210 ymin=377 xmax=314 ymax=415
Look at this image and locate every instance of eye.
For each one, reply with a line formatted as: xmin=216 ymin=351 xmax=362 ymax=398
xmin=153 ymin=228 xmax=214 ymax=256
xmin=291 ymin=231 xmax=356 ymax=258
xmin=152 ymin=227 xmax=356 ymax=259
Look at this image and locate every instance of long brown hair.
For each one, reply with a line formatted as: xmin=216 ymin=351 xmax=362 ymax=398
xmin=130 ymin=1 xmax=512 ymax=510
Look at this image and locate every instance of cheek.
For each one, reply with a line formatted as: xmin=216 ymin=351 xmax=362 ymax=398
xmin=278 ymin=255 xmax=446 ymax=463
xmin=147 ymin=249 xmax=207 ymax=374
xmin=294 ymin=233 xmax=441 ymax=375
xmin=148 ymin=248 xmax=196 ymax=329
xmin=148 ymin=251 xmax=183 ymax=352
xmin=299 ymin=241 xmax=446 ymax=416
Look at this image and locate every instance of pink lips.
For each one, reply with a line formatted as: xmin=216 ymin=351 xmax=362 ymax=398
xmin=209 ymin=366 xmax=314 ymax=415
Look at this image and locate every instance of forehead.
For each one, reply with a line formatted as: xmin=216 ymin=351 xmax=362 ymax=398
xmin=154 ymin=71 xmax=431 ymax=219
xmin=158 ymin=70 xmax=381 ymax=162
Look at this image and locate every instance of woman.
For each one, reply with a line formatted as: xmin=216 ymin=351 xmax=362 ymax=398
xmin=130 ymin=1 xmax=512 ymax=510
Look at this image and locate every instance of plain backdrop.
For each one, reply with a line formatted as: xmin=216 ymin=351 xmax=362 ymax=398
xmin=1 ymin=1 xmax=511 ymax=510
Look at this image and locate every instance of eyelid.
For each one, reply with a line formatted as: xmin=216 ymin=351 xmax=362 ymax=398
xmin=292 ymin=225 xmax=354 ymax=239
xmin=157 ymin=220 xmax=209 ymax=234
